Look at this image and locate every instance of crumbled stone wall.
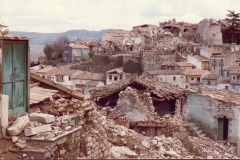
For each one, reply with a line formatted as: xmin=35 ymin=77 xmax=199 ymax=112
xmin=140 ymin=51 xmax=176 ymax=72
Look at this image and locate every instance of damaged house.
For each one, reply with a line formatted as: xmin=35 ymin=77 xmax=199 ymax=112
xmin=188 ymin=86 xmax=240 ymax=155
xmin=90 ymin=76 xmax=188 ymax=117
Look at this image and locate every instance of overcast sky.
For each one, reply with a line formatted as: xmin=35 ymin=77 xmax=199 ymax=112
xmin=1 ymin=0 xmax=240 ymax=33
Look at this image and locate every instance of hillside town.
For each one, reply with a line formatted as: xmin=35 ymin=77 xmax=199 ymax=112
xmin=1 ymin=14 xmax=240 ymax=159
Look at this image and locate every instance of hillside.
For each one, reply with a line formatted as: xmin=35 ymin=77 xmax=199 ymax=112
xmin=9 ymin=29 xmax=109 ymax=45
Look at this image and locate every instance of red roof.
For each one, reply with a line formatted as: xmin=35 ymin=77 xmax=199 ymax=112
xmin=184 ymin=68 xmax=208 ymax=76
xmin=175 ymin=62 xmax=195 ymax=67
xmin=194 ymin=55 xmax=209 ymax=62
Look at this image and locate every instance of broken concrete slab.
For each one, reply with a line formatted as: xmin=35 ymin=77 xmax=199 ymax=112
xmin=7 ymin=115 xmax=30 ymax=136
xmin=24 ymin=124 xmax=52 ymax=136
xmin=29 ymin=113 xmax=55 ymax=124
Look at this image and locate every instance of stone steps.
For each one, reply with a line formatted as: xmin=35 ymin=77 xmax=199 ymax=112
xmin=187 ymin=122 xmax=207 ymax=138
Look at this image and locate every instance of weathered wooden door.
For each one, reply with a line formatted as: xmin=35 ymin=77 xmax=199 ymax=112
xmin=218 ymin=117 xmax=229 ymax=140
xmin=217 ymin=118 xmax=224 ymax=140
xmin=2 ymin=40 xmax=28 ymax=115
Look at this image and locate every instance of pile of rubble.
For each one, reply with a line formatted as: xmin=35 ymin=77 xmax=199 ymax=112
xmin=3 ymin=92 xmax=240 ymax=159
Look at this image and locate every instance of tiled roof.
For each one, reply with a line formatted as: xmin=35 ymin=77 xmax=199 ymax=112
xmin=211 ymin=51 xmax=223 ymax=55
xmin=90 ymin=77 xmax=186 ymax=100
xmin=184 ymin=68 xmax=208 ymax=76
xmin=85 ymin=80 xmax=101 ymax=87
xmin=106 ymin=67 xmax=123 ymax=74
xmin=202 ymin=74 xmax=219 ymax=80
xmin=36 ymin=66 xmax=61 ymax=75
xmin=54 ymin=70 xmax=79 ymax=76
xmin=190 ymin=86 xmax=240 ymax=105
xmin=224 ymin=65 xmax=240 ymax=71
xmin=217 ymin=78 xmax=230 ymax=83
xmin=72 ymin=71 xmax=105 ymax=81
xmin=175 ymin=62 xmax=195 ymax=67
xmin=162 ymin=61 xmax=175 ymax=66
xmin=194 ymin=55 xmax=209 ymax=61
xmin=230 ymin=70 xmax=240 ymax=74
xmin=146 ymin=70 xmax=184 ymax=75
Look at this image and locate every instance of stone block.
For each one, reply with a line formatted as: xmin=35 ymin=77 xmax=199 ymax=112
xmin=85 ymin=137 xmax=92 ymax=142
xmin=30 ymin=113 xmax=55 ymax=124
xmin=24 ymin=124 xmax=52 ymax=136
xmin=7 ymin=115 xmax=30 ymax=136
xmin=141 ymin=140 xmax=150 ymax=149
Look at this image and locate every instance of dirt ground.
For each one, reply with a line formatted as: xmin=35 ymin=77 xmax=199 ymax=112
xmin=0 ymin=138 xmax=20 ymax=159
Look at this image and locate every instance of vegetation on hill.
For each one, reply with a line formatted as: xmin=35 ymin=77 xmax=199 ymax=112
xmin=43 ymin=35 xmax=69 ymax=61
xmin=222 ymin=10 xmax=240 ymax=44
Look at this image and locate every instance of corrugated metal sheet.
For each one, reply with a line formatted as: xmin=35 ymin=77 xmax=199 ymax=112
xmin=30 ymin=86 xmax=59 ymax=105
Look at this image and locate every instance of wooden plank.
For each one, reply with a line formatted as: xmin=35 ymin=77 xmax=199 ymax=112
xmin=31 ymin=87 xmax=58 ymax=93
xmin=30 ymin=73 xmax=85 ymax=100
xmin=30 ymin=82 xmax=40 ymax=88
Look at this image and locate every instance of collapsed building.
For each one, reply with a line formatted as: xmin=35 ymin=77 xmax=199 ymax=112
xmin=188 ymin=86 xmax=240 ymax=155
xmin=90 ymin=76 xmax=188 ymax=117
xmin=195 ymin=18 xmax=223 ymax=45
xmin=0 ymin=69 xmax=239 ymax=159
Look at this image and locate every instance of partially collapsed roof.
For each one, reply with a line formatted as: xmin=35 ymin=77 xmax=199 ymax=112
xmin=90 ymin=77 xmax=187 ymax=101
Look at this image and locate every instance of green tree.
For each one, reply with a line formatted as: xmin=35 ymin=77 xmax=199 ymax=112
xmin=43 ymin=44 xmax=54 ymax=60
xmin=225 ymin=10 xmax=240 ymax=43
xmin=53 ymin=35 xmax=69 ymax=58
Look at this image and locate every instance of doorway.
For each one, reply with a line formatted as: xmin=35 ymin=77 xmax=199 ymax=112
xmin=2 ymin=40 xmax=28 ymax=115
xmin=217 ymin=116 xmax=229 ymax=140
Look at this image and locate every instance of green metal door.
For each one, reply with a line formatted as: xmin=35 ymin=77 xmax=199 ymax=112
xmin=218 ymin=118 xmax=224 ymax=140
xmin=2 ymin=41 xmax=28 ymax=115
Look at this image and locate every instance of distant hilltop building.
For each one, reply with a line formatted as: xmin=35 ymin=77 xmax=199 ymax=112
xmin=195 ymin=18 xmax=223 ymax=45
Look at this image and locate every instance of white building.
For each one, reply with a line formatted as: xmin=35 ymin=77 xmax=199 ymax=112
xmin=106 ymin=68 xmax=125 ymax=85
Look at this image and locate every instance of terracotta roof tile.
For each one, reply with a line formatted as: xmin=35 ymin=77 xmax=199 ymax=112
xmin=184 ymin=68 xmax=208 ymax=76
xmin=146 ymin=70 xmax=184 ymax=75
xmin=36 ymin=66 xmax=61 ymax=75
xmin=90 ymin=77 xmax=186 ymax=100
xmin=202 ymin=74 xmax=219 ymax=80
xmin=85 ymin=80 xmax=101 ymax=87
xmin=191 ymin=86 xmax=240 ymax=105
xmin=194 ymin=55 xmax=209 ymax=61
xmin=175 ymin=61 xmax=195 ymax=67
xmin=217 ymin=78 xmax=230 ymax=83
xmin=72 ymin=71 xmax=105 ymax=81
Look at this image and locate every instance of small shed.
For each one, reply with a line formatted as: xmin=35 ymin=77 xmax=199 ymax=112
xmin=0 ymin=35 xmax=30 ymax=115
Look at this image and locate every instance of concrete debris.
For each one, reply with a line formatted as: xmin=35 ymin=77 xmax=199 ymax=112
xmin=15 ymin=139 xmax=27 ymax=149
xmin=111 ymin=146 xmax=137 ymax=158
xmin=29 ymin=113 xmax=55 ymax=124
xmin=141 ymin=140 xmax=150 ymax=149
xmin=11 ymin=136 xmax=18 ymax=143
xmin=7 ymin=115 xmax=30 ymax=136
xmin=24 ymin=124 xmax=52 ymax=136
xmin=4 ymin=93 xmax=240 ymax=159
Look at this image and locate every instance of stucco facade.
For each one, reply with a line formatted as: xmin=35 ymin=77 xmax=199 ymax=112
xmin=188 ymin=90 xmax=240 ymax=144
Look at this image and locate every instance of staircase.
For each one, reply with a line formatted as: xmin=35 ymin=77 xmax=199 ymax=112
xmin=188 ymin=122 xmax=207 ymax=139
